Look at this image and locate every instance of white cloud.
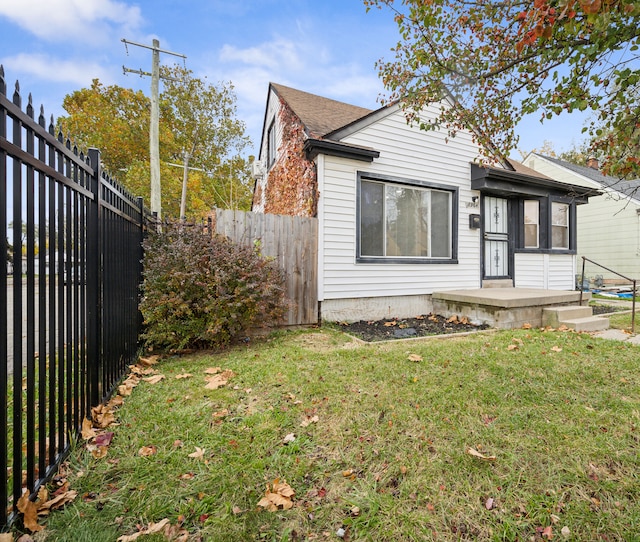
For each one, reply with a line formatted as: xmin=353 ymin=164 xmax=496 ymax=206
xmin=0 ymin=0 xmax=143 ymax=45
xmin=2 ymin=53 xmax=114 ymax=86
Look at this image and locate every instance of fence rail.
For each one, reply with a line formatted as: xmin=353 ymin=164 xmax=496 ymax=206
xmin=0 ymin=66 xmax=144 ymax=529
xmin=211 ymin=208 xmax=318 ymax=325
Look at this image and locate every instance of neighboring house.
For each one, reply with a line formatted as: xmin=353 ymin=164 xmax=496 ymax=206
xmin=252 ymin=83 xmax=600 ymax=322
xmin=522 ymin=153 xmax=640 ymax=286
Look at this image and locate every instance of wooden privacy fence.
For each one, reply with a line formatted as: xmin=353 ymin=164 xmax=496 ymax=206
xmin=211 ymin=209 xmax=318 ymax=325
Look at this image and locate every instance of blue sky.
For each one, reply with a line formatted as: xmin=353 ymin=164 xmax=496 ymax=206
xmin=0 ymin=0 xmax=588 ymax=160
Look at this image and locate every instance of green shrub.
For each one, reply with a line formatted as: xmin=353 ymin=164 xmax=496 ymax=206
xmin=140 ymin=224 xmax=287 ymax=350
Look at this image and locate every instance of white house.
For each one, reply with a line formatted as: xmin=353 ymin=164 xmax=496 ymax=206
xmin=252 ymin=83 xmax=600 ymax=322
xmin=522 ymin=153 xmax=640 ymax=286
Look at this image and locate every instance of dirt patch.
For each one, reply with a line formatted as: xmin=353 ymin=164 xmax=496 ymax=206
xmin=335 ymin=314 xmax=490 ymax=342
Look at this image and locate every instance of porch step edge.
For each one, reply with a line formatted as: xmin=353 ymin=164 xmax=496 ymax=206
xmin=561 ymin=316 xmax=610 ymax=332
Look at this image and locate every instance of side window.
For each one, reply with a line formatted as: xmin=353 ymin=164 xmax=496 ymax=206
xmin=551 ymin=202 xmax=569 ymax=249
xmin=524 ymin=200 xmax=539 ymax=248
xmin=266 ymin=120 xmax=276 ymax=168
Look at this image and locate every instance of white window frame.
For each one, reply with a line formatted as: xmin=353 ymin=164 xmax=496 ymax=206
xmin=551 ymin=201 xmax=569 ymax=249
xmin=524 ymin=200 xmax=539 ymax=249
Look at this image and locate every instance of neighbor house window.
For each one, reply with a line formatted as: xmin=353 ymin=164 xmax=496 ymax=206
xmin=551 ymin=202 xmax=569 ymax=249
xmin=358 ymin=177 xmax=454 ymax=261
xmin=524 ymin=200 xmax=539 ymax=248
xmin=266 ymin=120 xmax=276 ymax=168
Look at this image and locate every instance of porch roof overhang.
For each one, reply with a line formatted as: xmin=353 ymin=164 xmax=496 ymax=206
xmin=470 ymin=163 xmax=601 ymax=203
xmin=304 ymin=138 xmax=380 ymax=162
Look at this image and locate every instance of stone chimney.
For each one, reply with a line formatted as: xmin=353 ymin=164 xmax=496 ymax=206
xmin=586 ymin=156 xmax=599 ymax=170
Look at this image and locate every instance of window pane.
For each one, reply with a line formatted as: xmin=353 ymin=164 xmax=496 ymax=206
xmin=386 ymin=185 xmax=429 ymax=257
xmin=431 ymin=190 xmax=451 ymax=257
xmin=524 ymin=200 xmax=539 ymax=248
xmin=360 ymin=181 xmax=384 ymax=256
xmin=551 ymin=202 xmax=569 ymax=249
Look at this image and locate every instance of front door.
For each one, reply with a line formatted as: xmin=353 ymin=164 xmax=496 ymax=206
xmin=483 ymin=196 xmax=511 ymax=279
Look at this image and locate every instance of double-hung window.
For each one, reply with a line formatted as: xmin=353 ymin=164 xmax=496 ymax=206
xmin=524 ymin=200 xmax=539 ymax=248
xmin=266 ymin=120 xmax=276 ymax=169
xmin=551 ymin=202 xmax=569 ymax=249
xmin=358 ymin=175 xmax=456 ymax=262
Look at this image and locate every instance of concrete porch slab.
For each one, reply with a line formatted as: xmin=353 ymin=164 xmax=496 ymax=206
xmin=432 ymin=288 xmax=590 ymax=329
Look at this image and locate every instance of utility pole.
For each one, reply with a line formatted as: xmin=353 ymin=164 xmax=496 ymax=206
xmin=122 ymin=38 xmax=186 ymax=221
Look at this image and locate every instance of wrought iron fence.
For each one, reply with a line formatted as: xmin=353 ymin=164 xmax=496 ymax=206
xmin=0 ymin=66 xmax=144 ymax=529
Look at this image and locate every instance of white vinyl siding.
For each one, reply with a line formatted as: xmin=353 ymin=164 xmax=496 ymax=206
xmin=318 ymin=102 xmax=484 ymax=301
xmin=514 ymin=253 xmax=576 ymax=290
xmin=523 ymin=154 xmax=640 ymax=281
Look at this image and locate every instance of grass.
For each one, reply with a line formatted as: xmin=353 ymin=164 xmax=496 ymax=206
xmin=36 ymin=327 xmax=640 ymax=541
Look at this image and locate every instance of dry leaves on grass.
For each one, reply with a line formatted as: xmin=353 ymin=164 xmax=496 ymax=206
xmin=257 ymin=479 xmax=295 ymax=511
xmin=116 ymin=518 xmax=171 ymax=541
xmin=188 ymin=447 xmax=205 ymax=460
xmin=142 ymin=374 xmax=165 ymax=384
xmin=17 ymin=486 xmax=77 ymax=533
xmin=204 ymin=369 xmax=235 ymax=390
xmin=466 ymin=447 xmax=497 ymax=462
xmin=138 ymin=445 xmax=158 ymax=457
xmin=300 ymin=415 xmax=319 ymax=427
xmin=407 ymin=353 xmax=423 ymax=362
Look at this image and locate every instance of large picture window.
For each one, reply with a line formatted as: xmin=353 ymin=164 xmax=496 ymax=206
xmin=358 ymin=176 xmax=455 ymax=262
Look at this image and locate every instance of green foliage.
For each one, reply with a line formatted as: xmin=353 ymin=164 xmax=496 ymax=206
xmin=57 ymin=70 xmax=253 ymax=219
xmin=365 ymin=0 xmax=640 ymax=178
xmin=140 ymin=224 xmax=286 ymax=350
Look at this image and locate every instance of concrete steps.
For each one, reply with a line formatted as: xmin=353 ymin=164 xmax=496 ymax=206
xmin=542 ymin=305 xmax=609 ymax=332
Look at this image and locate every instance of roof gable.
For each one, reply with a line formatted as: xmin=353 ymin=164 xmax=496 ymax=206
xmin=270 ymin=83 xmax=372 ymax=138
xmin=536 ymin=154 xmax=640 ymax=199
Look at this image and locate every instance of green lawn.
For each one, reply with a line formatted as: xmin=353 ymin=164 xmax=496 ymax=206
xmin=36 ymin=326 xmax=640 ymax=541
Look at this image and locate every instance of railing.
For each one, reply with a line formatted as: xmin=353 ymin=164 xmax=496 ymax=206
xmin=579 ymin=256 xmax=636 ymax=333
xmin=0 ymin=66 xmax=144 ymax=529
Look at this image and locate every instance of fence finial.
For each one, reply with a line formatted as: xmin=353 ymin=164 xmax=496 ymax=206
xmin=39 ymin=105 xmax=45 ymax=128
xmin=13 ymin=80 xmax=21 ymax=107
xmin=0 ymin=65 xmax=5 ymax=95
xmin=27 ymin=93 xmax=34 ymax=119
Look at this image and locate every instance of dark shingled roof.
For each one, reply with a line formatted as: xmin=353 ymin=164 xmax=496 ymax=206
xmin=270 ymin=83 xmax=372 ymax=139
xmin=540 ymin=155 xmax=640 ymax=199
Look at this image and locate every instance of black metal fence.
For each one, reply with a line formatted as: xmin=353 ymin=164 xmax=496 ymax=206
xmin=0 ymin=66 xmax=144 ymax=528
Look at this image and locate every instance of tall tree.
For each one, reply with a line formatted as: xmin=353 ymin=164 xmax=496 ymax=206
xmin=160 ymin=65 xmax=252 ymax=218
xmin=57 ymin=71 xmax=252 ymax=219
xmin=365 ymin=0 xmax=640 ymax=178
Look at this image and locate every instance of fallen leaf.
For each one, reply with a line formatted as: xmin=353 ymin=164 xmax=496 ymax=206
xmin=232 ymin=505 xmax=243 ymax=514
xmin=407 ymin=354 xmax=423 ymax=362
xmin=283 ymin=433 xmax=296 ymax=444
xmin=17 ymin=490 xmax=43 ymax=532
xmin=142 ymin=374 xmax=165 ymax=384
xmin=204 ymin=367 xmax=222 ymax=374
xmin=383 ymin=321 xmax=397 ymax=327
xmin=507 ymin=344 xmax=519 ymax=351
xmin=300 ymin=415 xmax=319 ymax=427
xmin=88 ymin=444 xmax=109 ymax=459
xmin=204 ymin=370 xmax=235 ymax=390
xmin=94 ymin=432 xmax=114 ymax=448
xmin=542 ymin=525 xmax=553 ymax=539
xmin=485 ymin=497 xmax=494 ymax=510
xmin=447 ymin=315 xmax=458 ymax=323
xmin=173 ymin=439 xmax=184 ymax=448
xmin=138 ymin=445 xmax=157 ymax=457
xmin=522 ymin=323 xmax=532 ymax=329
xmin=175 ymin=373 xmax=193 ymax=379
xmin=466 ymin=447 xmax=496 ymax=461
xmin=40 ymin=490 xmax=77 ymax=512
xmin=188 ymin=447 xmax=205 ymax=460
xmin=0 ymin=534 xmax=13 ymax=542
xmin=561 ymin=526 xmax=571 ymax=538
xmin=138 ymin=355 xmax=160 ymax=367
xmin=551 ymin=346 xmax=562 ymax=352
xmin=81 ymin=417 xmax=97 ymax=440
xmin=116 ymin=518 xmax=170 ymax=542
xmin=257 ymin=479 xmax=295 ymax=511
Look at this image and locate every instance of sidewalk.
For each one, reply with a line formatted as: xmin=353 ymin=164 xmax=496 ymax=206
xmin=590 ymin=328 xmax=640 ymax=345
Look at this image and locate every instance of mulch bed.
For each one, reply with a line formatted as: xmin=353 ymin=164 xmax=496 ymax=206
xmin=337 ymin=314 xmax=490 ymax=342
